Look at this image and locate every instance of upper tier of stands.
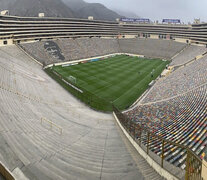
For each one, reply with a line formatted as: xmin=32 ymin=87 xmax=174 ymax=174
xmin=2 ymin=14 xmax=207 ymax=44
xmin=0 ymin=15 xmax=199 ymax=42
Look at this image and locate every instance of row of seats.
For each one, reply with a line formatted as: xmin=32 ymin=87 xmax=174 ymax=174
xmin=170 ymin=45 xmax=206 ymax=66
xmin=20 ymin=38 xmax=119 ymax=65
xmin=119 ymin=38 xmax=187 ymax=59
xmin=0 ymin=46 xmax=146 ymax=180
xmin=141 ymin=54 xmax=207 ymax=103
xmin=15 ymin=38 xmax=207 ymax=173
xmin=20 ymin=38 xmax=189 ymax=66
xmin=125 ymin=83 xmax=207 ymax=169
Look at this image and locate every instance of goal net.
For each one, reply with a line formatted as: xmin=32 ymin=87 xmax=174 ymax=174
xmin=68 ymin=76 xmax=76 ymax=84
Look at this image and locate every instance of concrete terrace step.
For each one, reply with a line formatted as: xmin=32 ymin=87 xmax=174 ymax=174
xmin=0 ymin=46 xmax=165 ymax=180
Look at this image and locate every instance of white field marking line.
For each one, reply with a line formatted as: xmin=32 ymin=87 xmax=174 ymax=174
xmin=113 ymin=66 xmax=157 ymax=103
xmin=136 ymin=56 xmax=207 ymax=106
xmin=92 ymin=57 xmax=139 ymax=94
xmin=84 ymin=56 xmax=132 ymax=94
xmin=114 ymin=61 xmax=167 ymax=104
xmin=112 ymin=74 xmax=150 ymax=104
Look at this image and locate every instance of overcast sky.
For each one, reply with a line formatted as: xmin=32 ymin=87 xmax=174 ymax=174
xmin=85 ymin=0 xmax=206 ymax=23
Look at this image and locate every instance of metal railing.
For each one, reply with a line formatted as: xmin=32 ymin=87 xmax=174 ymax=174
xmin=113 ymin=106 xmax=202 ymax=180
xmin=41 ymin=117 xmax=63 ymax=135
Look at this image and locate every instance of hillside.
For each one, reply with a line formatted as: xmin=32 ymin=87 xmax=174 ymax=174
xmin=113 ymin=9 xmax=140 ymax=18
xmin=0 ymin=0 xmax=123 ymax=21
xmin=0 ymin=0 xmax=75 ymax=17
xmin=62 ymin=0 xmax=123 ymax=21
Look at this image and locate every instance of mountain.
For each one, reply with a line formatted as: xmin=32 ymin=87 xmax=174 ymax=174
xmin=77 ymin=3 xmax=123 ymax=21
xmin=61 ymin=0 xmax=86 ymax=11
xmin=0 ymin=0 xmax=123 ymax=21
xmin=113 ymin=9 xmax=140 ymax=19
xmin=0 ymin=0 xmax=75 ymax=17
xmin=62 ymin=0 xmax=123 ymax=21
xmin=0 ymin=0 xmax=15 ymax=9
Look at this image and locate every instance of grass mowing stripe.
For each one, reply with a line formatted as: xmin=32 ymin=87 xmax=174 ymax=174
xmin=93 ymin=60 xmax=154 ymax=96
xmin=113 ymin=60 xmax=167 ymax=109
xmin=51 ymin=55 xmax=169 ymax=111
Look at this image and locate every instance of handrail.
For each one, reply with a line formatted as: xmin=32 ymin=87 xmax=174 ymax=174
xmin=119 ymin=107 xmax=202 ymax=159
xmin=41 ymin=117 xmax=63 ymax=135
xmin=0 ymin=162 xmax=15 ymax=180
xmin=113 ymin=106 xmax=202 ymax=180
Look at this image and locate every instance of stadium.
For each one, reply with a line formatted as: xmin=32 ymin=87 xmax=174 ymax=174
xmin=0 ymin=11 xmax=207 ymax=180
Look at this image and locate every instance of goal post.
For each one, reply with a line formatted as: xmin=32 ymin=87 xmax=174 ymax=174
xmin=68 ymin=75 xmax=77 ymax=84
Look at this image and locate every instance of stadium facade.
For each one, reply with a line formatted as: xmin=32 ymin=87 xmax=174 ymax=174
xmin=0 ymin=14 xmax=207 ymax=180
xmin=1 ymin=15 xmax=207 ymax=45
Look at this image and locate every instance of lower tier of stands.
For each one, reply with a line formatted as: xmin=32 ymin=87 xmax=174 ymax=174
xmin=125 ymin=83 xmax=207 ymax=169
xmin=0 ymin=46 xmax=164 ymax=180
xmin=20 ymin=38 xmax=120 ymax=65
xmin=170 ymin=45 xmax=206 ymax=66
xmin=19 ymin=37 xmax=207 ymax=106
xmin=119 ymin=38 xmax=187 ymax=60
xmin=20 ymin=38 xmax=187 ymax=65
xmin=141 ymin=54 xmax=207 ymax=103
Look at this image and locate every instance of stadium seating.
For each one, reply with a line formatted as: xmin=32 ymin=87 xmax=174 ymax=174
xmin=141 ymin=54 xmax=207 ymax=103
xmin=16 ymin=37 xmax=207 ymax=173
xmin=125 ymin=83 xmax=207 ymax=169
xmin=1 ymin=13 xmax=207 ymax=179
xmin=20 ymin=38 xmax=188 ymax=65
xmin=119 ymin=38 xmax=187 ymax=59
xmin=57 ymin=38 xmax=86 ymax=60
xmin=171 ymin=45 xmax=206 ymax=66
xmin=20 ymin=38 xmax=120 ymax=65
xmin=19 ymin=41 xmax=64 ymax=65
xmin=0 ymin=46 xmax=162 ymax=180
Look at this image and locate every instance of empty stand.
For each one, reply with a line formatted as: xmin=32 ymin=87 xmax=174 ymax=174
xmin=125 ymin=82 xmax=207 ymax=169
xmin=0 ymin=46 xmax=163 ymax=180
xmin=141 ymin=54 xmax=207 ymax=103
xmin=171 ymin=45 xmax=206 ymax=66
xmin=20 ymin=38 xmax=120 ymax=65
xmin=20 ymin=38 xmax=187 ymax=66
xmin=119 ymin=38 xmax=186 ymax=59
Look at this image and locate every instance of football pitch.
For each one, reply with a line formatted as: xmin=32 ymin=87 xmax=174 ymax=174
xmin=46 ymin=55 xmax=169 ymax=111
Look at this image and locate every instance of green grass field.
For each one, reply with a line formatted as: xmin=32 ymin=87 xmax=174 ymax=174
xmin=47 ymin=55 xmax=169 ymax=111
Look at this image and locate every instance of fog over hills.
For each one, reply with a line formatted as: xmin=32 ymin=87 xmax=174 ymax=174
xmin=0 ymin=0 xmax=75 ymax=18
xmin=0 ymin=0 xmax=123 ymax=21
xmin=62 ymin=0 xmax=123 ymax=21
xmin=113 ymin=9 xmax=139 ymax=19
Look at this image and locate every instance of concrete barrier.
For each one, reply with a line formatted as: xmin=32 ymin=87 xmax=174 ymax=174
xmin=202 ymin=160 xmax=207 ymax=180
xmin=0 ymin=162 xmax=15 ymax=180
xmin=113 ymin=112 xmax=179 ymax=180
